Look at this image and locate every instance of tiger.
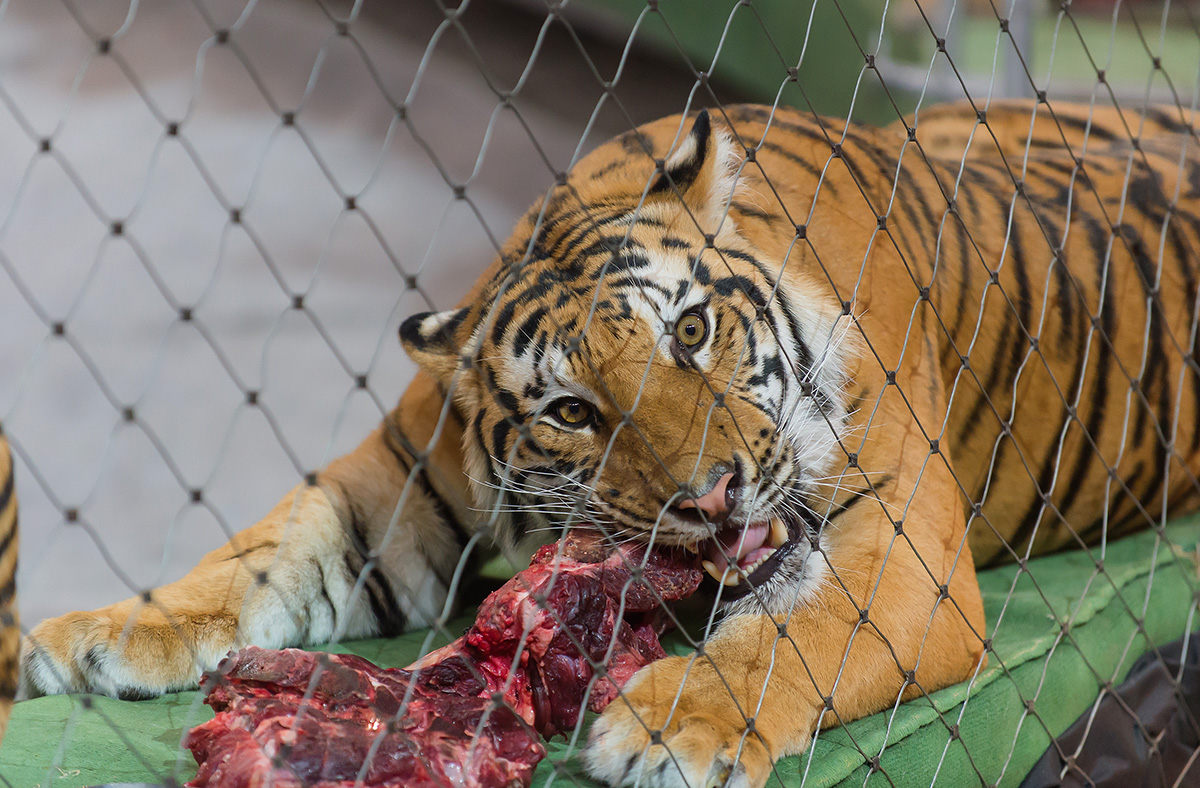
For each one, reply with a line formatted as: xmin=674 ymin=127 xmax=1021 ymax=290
xmin=20 ymin=99 xmax=1200 ymax=787
xmin=0 ymin=437 xmax=18 ymax=743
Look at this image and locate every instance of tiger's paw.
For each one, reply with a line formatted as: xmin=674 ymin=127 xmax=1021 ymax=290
xmin=21 ymin=607 xmax=207 ymax=699
xmin=583 ymin=656 xmax=775 ymax=788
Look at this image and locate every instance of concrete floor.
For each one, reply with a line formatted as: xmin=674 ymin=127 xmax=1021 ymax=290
xmin=0 ymin=0 xmax=709 ymax=628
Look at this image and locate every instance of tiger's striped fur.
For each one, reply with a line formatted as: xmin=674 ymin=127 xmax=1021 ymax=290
xmin=0 ymin=438 xmax=18 ymax=743
xmin=22 ymin=101 xmax=1200 ymax=787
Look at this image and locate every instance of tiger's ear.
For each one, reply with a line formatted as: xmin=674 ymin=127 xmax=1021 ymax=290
xmin=399 ymin=307 xmax=471 ymax=386
xmin=648 ymin=110 xmax=740 ymax=231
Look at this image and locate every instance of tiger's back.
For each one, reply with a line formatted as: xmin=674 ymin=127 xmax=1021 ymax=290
xmin=914 ymin=101 xmax=1200 ymax=563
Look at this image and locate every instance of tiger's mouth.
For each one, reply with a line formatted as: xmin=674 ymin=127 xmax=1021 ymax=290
xmin=685 ymin=514 xmax=807 ymax=599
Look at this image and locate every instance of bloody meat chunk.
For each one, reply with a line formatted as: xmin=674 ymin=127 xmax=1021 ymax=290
xmin=186 ymin=531 xmax=701 ymax=788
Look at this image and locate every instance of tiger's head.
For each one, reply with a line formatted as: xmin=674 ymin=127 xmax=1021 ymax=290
xmin=400 ymin=110 xmax=855 ymax=614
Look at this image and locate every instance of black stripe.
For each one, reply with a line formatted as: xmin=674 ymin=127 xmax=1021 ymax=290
xmin=949 ymin=210 xmax=974 ymax=341
xmin=1053 ymin=112 xmax=1120 ymax=143
xmin=588 ymin=160 xmax=622 ymax=182
xmin=1016 ymin=170 xmax=1078 ymax=349
xmin=1078 ymin=481 xmax=1128 ymax=544
xmin=1116 ymin=221 xmax=1170 ymax=459
xmin=411 ymin=466 xmax=471 ymax=551
xmin=954 ymin=186 xmax=1034 ymax=447
xmin=836 ymin=137 xmax=930 ymax=269
xmin=534 ymin=211 xmax=627 ymax=279
xmin=341 ymin=484 xmax=371 ymax=558
xmin=343 ymin=551 xmax=364 ymax=585
xmin=1101 ymin=461 xmax=1150 ymax=539
xmin=1009 ymin=339 xmax=1089 ymax=552
xmin=945 ymin=162 xmax=994 ymax=344
xmin=1051 ymin=247 xmax=1078 ymax=349
xmin=382 ymin=425 xmax=416 ymax=476
xmin=649 ymin=111 xmax=711 ymax=197
xmin=757 ymin=141 xmax=826 ymax=183
xmin=768 ymin=288 xmax=816 ymax=383
xmin=713 ymin=248 xmax=776 ymax=291
xmin=955 ymin=311 xmax=1013 ymax=449
xmin=364 ymin=567 xmax=405 ymax=637
xmin=513 ymin=307 xmax=548 ymax=359
xmin=1004 ymin=201 xmax=1034 ymax=387
xmin=900 ymin=165 xmax=942 ymax=270
xmin=313 ymin=559 xmax=337 ymax=633
xmin=338 ymin=490 xmax=408 ymax=638
xmin=607 ymin=275 xmax=671 ymax=299
xmin=825 ymin=476 xmax=894 ymax=521
xmin=0 ymin=464 xmax=12 ymax=517
xmin=342 ymin=551 xmax=406 ymax=638
xmin=0 ymin=572 xmax=16 ymax=608
xmin=358 ymin=568 xmax=401 ymax=637
xmin=1145 ymin=107 xmax=1190 ymax=135
xmin=490 ymin=418 xmax=515 ymax=467
xmin=1148 ymin=208 xmax=1200 ymax=452
xmin=974 ymin=435 xmax=1014 ymax=567
xmin=1055 ymin=215 xmax=1116 ymax=530
xmin=1126 ymin=168 xmax=1186 ymax=480
xmin=731 ymin=201 xmax=777 ymax=222
xmin=0 ymin=509 xmax=14 ymax=559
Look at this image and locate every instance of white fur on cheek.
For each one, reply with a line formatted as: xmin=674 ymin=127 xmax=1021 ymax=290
xmin=729 ymin=286 xmax=855 ymax=618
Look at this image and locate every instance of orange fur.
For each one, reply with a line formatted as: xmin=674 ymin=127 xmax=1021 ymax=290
xmin=23 ymin=101 xmax=1200 ymax=787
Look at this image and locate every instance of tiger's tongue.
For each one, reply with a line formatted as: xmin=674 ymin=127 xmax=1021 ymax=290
xmin=704 ymin=522 xmax=772 ymax=573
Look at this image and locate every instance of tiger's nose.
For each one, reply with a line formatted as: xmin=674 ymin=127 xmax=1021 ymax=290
xmin=675 ymin=471 xmax=738 ymax=523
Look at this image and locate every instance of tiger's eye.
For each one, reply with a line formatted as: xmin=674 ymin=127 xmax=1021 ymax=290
xmin=555 ymin=399 xmax=591 ymax=425
xmin=675 ymin=312 xmax=707 ymax=347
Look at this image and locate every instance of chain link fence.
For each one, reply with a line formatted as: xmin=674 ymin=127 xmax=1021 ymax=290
xmin=3 ymin=1 xmax=1200 ymax=787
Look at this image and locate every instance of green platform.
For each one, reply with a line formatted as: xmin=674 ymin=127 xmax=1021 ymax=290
xmin=2 ymin=519 xmax=1198 ymax=788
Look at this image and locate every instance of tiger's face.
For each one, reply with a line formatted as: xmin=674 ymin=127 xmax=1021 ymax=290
xmin=401 ymin=112 xmax=855 ymax=613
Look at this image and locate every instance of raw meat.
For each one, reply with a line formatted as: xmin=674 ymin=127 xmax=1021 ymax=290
xmin=186 ymin=531 xmax=701 ymax=787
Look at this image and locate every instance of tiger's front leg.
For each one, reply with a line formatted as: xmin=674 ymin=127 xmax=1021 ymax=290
xmin=21 ymin=375 xmax=472 ymax=699
xmin=584 ymin=438 xmax=986 ymax=788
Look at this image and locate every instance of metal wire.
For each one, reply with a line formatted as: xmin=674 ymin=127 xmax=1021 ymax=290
xmin=3 ymin=1 xmax=1200 ymax=787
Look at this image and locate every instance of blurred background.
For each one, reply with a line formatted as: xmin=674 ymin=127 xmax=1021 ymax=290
xmin=1 ymin=0 xmax=1195 ymax=630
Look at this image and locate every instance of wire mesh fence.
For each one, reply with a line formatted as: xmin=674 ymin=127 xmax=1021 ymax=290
xmin=3 ymin=1 xmax=1200 ymax=787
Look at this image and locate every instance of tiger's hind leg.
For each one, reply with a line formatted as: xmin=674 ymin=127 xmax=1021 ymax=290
xmin=0 ymin=437 xmax=18 ymax=741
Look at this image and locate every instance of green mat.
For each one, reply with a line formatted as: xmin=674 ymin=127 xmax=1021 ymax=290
xmin=3 ymin=521 xmax=1198 ymax=788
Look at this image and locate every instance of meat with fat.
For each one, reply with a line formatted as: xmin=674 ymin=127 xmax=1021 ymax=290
xmin=185 ymin=531 xmax=701 ymax=787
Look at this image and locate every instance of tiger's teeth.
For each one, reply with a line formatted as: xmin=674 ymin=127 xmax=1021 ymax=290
xmin=734 ymin=546 xmax=782 ymax=578
xmin=683 ymin=540 xmax=700 ymax=555
xmin=702 ymin=560 xmax=741 ymax=586
xmin=769 ymin=518 xmax=789 ymax=549
xmin=742 ymin=549 xmax=776 ymax=576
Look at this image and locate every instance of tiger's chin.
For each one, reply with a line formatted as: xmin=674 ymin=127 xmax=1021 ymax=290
xmin=688 ymin=511 xmax=826 ymax=617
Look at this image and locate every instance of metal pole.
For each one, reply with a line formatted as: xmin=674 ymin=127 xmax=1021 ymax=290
xmin=1005 ymin=0 xmax=1036 ymax=98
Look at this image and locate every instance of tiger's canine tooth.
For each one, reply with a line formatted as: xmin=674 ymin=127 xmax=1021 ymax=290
xmin=769 ymin=518 xmax=789 ymax=548
xmin=702 ymin=559 xmax=740 ymax=586
xmin=683 ymin=540 xmax=700 ymax=555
